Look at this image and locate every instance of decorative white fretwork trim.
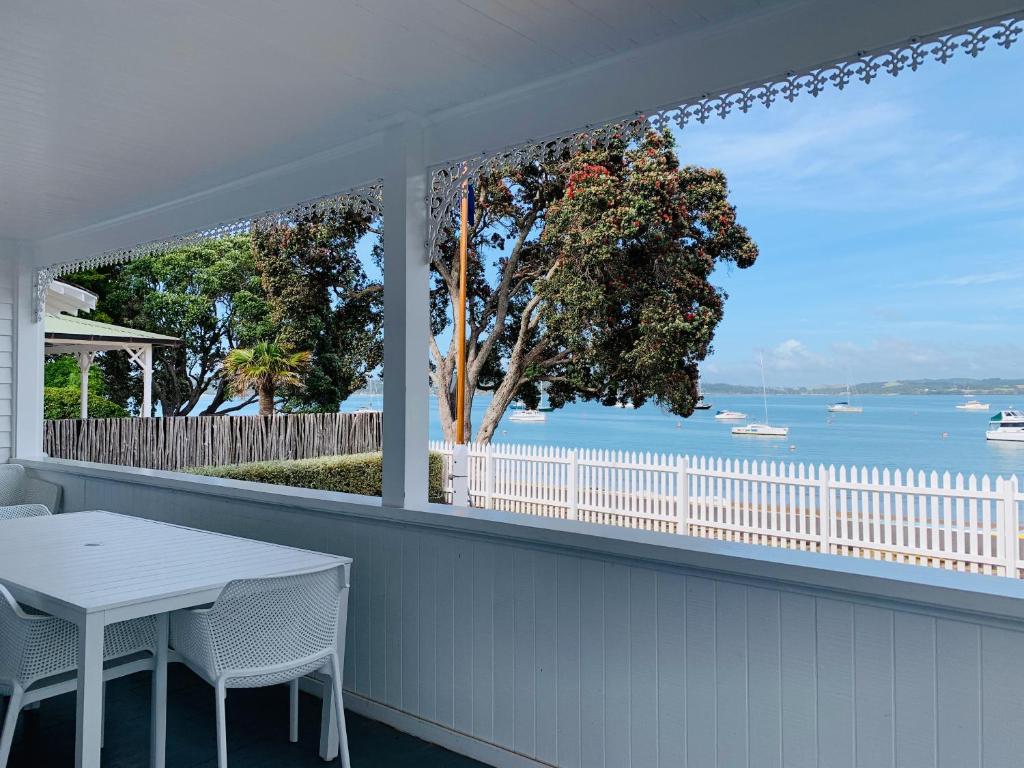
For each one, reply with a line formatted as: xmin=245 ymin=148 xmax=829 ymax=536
xmin=648 ymin=15 xmax=1022 ymax=130
xmin=426 ymin=14 xmax=1022 ymax=260
xmin=35 ymin=183 xmax=383 ymax=321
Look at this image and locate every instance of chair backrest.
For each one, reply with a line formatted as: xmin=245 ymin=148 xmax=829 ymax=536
xmin=0 ymin=503 xmax=52 ymax=522
xmin=0 ymin=465 xmax=26 ymax=506
xmin=207 ymin=564 xmax=346 ymax=673
xmin=0 ymin=584 xmax=31 ymax=683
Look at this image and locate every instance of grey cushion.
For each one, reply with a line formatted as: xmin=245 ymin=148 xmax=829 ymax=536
xmin=0 ymin=464 xmax=27 ymax=506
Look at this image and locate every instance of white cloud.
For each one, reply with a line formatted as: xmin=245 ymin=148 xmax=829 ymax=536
xmin=675 ymin=94 xmax=1024 ymax=217
xmin=921 ymin=267 xmax=1024 ymax=287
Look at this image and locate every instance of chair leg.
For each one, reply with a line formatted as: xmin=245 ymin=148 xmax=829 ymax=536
xmin=215 ymin=684 xmax=228 ymax=768
xmin=328 ymin=656 xmax=350 ymax=768
xmin=288 ymin=679 xmax=299 ymax=743
xmin=318 ymin=676 xmax=338 ymax=761
xmin=0 ymin=686 xmax=24 ymax=768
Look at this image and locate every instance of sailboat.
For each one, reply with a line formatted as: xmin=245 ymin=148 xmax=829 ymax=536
xmin=732 ymin=354 xmax=789 ymax=437
xmin=827 ymin=384 xmax=863 ymax=413
xmin=694 ymin=384 xmax=712 ymax=410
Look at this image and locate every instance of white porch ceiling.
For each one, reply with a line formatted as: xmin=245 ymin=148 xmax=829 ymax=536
xmin=0 ymin=0 xmax=785 ymax=242
xmin=2 ymin=0 xmax=1020 ymax=249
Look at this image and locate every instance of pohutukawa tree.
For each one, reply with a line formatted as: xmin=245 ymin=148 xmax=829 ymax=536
xmin=431 ymin=129 xmax=759 ymax=443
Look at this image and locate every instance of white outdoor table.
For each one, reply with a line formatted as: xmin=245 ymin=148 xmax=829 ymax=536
xmin=0 ymin=510 xmax=351 ymax=768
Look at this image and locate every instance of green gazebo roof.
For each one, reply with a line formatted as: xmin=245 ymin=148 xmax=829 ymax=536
xmin=44 ymin=313 xmax=181 ymax=346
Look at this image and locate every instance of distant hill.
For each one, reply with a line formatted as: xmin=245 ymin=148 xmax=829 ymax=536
xmin=702 ymin=378 xmax=1024 ymax=396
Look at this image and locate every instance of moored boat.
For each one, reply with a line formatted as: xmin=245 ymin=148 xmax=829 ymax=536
xmin=714 ymin=409 xmax=747 ymax=420
xmin=956 ymin=398 xmax=990 ymax=411
xmin=827 ymin=401 xmax=863 ymax=413
xmin=509 ymin=409 xmax=547 ymax=423
xmin=731 ymin=423 xmax=789 ymax=437
xmin=732 ymin=352 xmax=788 ymax=438
xmin=986 ymin=410 xmax=1024 ymax=442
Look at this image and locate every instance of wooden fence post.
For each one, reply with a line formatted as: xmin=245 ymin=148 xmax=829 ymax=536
xmin=567 ymin=450 xmax=579 ymax=521
xmin=677 ymin=455 xmax=689 ymax=534
xmin=1002 ymin=476 xmax=1020 ymax=578
xmin=484 ymin=443 xmax=495 ymax=510
xmin=819 ymin=465 xmax=832 ymax=554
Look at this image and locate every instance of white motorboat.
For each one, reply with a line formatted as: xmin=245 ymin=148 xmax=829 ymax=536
xmin=731 ymin=423 xmax=789 ymax=437
xmin=714 ymin=410 xmax=747 ymax=420
xmin=613 ymin=401 xmax=636 ymax=409
xmin=732 ymin=352 xmax=788 ymax=438
xmin=986 ymin=410 xmax=1024 ymax=442
xmin=509 ymin=409 xmax=547 ymax=423
xmin=956 ymin=399 xmax=990 ymax=411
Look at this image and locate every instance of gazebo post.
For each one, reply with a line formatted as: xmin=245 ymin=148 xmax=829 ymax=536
xmin=75 ymin=351 xmax=95 ymax=419
xmin=141 ymin=345 xmax=153 ymax=417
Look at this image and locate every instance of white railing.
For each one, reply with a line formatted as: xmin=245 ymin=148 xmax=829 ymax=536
xmin=430 ymin=441 xmax=1024 ymax=578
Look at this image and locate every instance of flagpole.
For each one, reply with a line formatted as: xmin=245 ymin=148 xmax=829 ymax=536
xmin=451 ymin=180 xmax=471 ymax=507
xmin=455 ymin=180 xmax=469 ymax=445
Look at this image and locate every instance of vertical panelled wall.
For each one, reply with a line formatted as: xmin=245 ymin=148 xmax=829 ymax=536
xmin=38 ymin=468 xmax=1024 ymax=768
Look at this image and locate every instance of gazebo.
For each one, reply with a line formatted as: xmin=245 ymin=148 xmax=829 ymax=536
xmin=43 ymin=282 xmax=180 ymax=418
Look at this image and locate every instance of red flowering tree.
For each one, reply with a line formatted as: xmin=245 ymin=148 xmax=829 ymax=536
xmin=431 ymin=129 xmax=758 ymax=443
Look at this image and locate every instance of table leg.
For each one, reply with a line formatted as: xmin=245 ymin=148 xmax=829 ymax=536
xmin=150 ymin=613 xmax=169 ymax=768
xmin=75 ymin=612 xmax=105 ymax=768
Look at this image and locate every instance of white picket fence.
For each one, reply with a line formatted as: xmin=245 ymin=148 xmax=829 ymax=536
xmin=430 ymin=441 xmax=1024 ymax=578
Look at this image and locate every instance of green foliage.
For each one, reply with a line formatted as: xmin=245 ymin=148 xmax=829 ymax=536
xmin=44 ymin=355 xmax=105 ymax=395
xmin=539 ymin=130 xmax=757 ymax=414
xmin=222 ymin=342 xmax=313 ymax=416
xmin=430 ymin=127 xmax=759 ymax=441
xmin=187 ymin=452 xmax=446 ymax=503
xmin=44 ymin=387 xmax=128 ymax=420
xmin=251 ymin=207 xmax=383 ymax=412
xmin=73 ymin=235 xmax=273 ymax=416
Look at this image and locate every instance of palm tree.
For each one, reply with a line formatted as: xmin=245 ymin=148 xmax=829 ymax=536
xmin=221 ymin=342 xmax=312 ymax=416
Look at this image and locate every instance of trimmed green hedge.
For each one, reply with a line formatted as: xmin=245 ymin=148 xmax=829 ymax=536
xmin=187 ymin=451 xmax=446 ymax=503
xmin=44 ymin=387 xmax=128 ymax=419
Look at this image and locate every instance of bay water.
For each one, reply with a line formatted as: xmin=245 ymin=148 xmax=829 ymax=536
xmin=337 ymin=393 xmax=1024 ymax=480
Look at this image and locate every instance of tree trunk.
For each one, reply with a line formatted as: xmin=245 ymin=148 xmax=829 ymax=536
xmin=475 ymin=364 xmax=522 ymax=443
xmin=436 ymin=378 xmax=475 ymax=443
xmin=258 ymin=384 xmax=276 ymax=416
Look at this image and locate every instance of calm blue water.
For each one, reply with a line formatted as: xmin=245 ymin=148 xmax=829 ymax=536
xmin=337 ymin=393 xmax=1023 ymax=479
xmin=195 ymin=392 xmax=1023 ymax=479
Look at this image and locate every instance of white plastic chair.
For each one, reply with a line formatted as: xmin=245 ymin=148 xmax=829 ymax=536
xmin=0 ymin=465 xmax=62 ymax=520
xmin=169 ymin=564 xmax=350 ymax=768
xmin=0 ymin=584 xmax=157 ymax=766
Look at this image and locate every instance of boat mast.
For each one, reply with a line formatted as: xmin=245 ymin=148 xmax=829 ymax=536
xmin=760 ymin=352 xmax=769 ymax=422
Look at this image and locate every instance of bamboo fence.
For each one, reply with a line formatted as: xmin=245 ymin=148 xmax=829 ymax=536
xmin=44 ymin=411 xmax=382 ymax=471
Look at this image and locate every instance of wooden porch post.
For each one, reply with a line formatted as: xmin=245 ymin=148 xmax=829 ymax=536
xmin=75 ymin=351 xmax=94 ymax=419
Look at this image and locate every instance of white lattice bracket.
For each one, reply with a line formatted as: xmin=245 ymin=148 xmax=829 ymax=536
xmin=34 ymin=183 xmax=383 ymax=321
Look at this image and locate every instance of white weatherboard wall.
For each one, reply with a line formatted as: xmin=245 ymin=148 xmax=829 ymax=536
xmin=0 ymin=249 xmax=15 ymax=460
xmin=27 ymin=462 xmax=1024 ymax=768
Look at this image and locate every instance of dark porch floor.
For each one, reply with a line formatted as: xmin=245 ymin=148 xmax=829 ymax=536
xmin=6 ymin=665 xmax=487 ymax=767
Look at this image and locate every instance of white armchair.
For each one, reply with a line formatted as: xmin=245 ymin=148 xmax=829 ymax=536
xmin=0 ymin=465 xmax=62 ymax=520
xmin=0 ymin=585 xmax=157 ymax=766
xmin=170 ymin=564 xmax=350 ymax=768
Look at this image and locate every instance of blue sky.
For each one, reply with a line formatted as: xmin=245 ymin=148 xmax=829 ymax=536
xmin=676 ymin=42 xmax=1024 ymax=387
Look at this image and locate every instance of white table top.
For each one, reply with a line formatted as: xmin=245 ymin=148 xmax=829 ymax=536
xmin=0 ymin=511 xmax=349 ymax=621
